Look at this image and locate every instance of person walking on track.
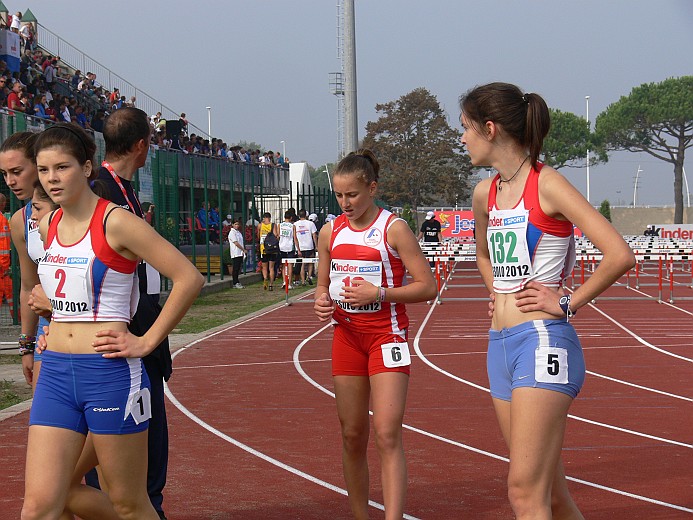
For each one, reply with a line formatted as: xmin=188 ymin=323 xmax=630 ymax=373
xmin=463 ymin=82 xmax=634 ymax=519
xmin=314 ymin=149 xmax=436 ymax=520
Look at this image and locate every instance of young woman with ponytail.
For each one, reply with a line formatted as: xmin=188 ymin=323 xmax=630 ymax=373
xmin=462 ymin=83 xmax=634 ymax=519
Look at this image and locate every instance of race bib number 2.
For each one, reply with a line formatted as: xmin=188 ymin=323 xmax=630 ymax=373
xmin=381 ymin=342 xmax=411 ymax=368
xmin=534 ymin=347 xmax=568 ymax=384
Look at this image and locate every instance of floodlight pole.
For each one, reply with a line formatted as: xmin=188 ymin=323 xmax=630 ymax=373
xmin=585 ymin=96 xmax=590 ymax=204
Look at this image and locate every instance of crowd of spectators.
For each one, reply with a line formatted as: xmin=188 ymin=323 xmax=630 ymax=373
xmin=0 ymin=14 xmax=289 ymax=169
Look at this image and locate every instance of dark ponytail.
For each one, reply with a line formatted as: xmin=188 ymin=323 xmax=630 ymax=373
xmin=460 ymin=82 xmax=550 ymax=170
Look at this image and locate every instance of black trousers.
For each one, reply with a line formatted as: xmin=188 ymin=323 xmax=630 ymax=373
xmin=231 ymin=256 xmax=243 ymax=284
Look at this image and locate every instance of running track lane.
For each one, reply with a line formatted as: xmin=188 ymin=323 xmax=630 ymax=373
xmin=1 ymin=284 xmax=691 ymax=518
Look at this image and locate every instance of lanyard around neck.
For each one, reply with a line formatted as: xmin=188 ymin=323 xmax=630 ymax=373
xmin=101 ymin=160 xmax=143 ymax=216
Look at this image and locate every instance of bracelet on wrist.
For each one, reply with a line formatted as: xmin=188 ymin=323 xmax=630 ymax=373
xmin=380 ymin=286 xmax=386 ymax=303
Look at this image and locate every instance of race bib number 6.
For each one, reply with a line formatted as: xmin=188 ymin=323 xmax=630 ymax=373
xmin=381 ymin=342 xmax=411 ymax=368
xmin=534 ymin=347 xmax=568 ymax=384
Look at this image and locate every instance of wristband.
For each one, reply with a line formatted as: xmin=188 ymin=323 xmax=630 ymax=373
xmin=558 ymin=294 xmax=576 ymax=320
xmin=380 ymin=286 xmax=386 ymax=303
xmin=19 ymin=334 xmax=36 ymax=356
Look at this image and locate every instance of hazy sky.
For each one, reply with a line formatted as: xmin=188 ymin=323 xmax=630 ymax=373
xmin=16 ymin=1 xmax=693 ymax=207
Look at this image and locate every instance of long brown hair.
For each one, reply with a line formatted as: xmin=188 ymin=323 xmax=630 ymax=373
xmin=460 ymin=82 xmax=550 ymax=170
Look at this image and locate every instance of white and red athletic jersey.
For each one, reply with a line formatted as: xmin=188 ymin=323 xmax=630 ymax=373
xmin=328 ymin=208 xmax=408 ymax=334
xmin=487 ymin=163 xmax=575 ymax=293
xmin=23 ymin=203 xmax=44 ymax=264
xmin=37 ymin=198 xmax=139 ymax=322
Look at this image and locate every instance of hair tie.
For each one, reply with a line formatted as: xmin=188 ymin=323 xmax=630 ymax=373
xmin=522 ymin=93 xmax=529 ymax=104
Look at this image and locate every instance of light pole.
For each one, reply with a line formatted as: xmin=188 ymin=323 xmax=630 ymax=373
xmin=585 ymin=95 xmax=590 ymax=203
xmin=280 ymin=140 xmax=286 ymax=160
xmin=323 ymin=164 xmax=333 ymax=192
xmin=633 ymin=165 xmax=642 ymax=207
xmin=684 ymin=166 xmax=691 ymax=208
xmin=206 ymin=106 xmax=211 ymax=139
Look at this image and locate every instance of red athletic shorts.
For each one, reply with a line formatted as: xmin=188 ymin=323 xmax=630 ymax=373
xmin=332 ymin=324 xmax=410 ymax=377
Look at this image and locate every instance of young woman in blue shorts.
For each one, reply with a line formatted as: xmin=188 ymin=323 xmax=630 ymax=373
xmin=463 ymin=83 xmax=634 ymax=519
xmin=22 ymin=123 xmax=203 ymax=520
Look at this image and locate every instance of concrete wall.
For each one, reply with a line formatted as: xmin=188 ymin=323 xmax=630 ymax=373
xmin=610 ymin=207 xmax=693 ymax=235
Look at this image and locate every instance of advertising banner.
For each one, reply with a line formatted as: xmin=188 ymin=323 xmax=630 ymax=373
xmin=0 ymin=29 xmax=20 ymax=73
xmin=432 ymin=210 xmax=583 ymax=239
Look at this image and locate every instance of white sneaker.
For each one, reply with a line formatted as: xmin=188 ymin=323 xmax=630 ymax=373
xmin=234 ymin=283 xmax=244 ymax=289
xmin=288 ymin=284 xmax=294 ymax=290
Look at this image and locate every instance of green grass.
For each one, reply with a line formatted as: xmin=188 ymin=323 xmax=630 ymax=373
xmin=0 ymin=380 xmax=22 ymax=409
xmin=172 ymin=279 xmax=314 ymax=334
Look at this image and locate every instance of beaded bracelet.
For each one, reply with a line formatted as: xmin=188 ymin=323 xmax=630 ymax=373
xmin=18 ymin=334 xmax=36 ymax=356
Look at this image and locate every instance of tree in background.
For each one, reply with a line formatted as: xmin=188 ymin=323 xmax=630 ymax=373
xmin=599 ymin=199 xmax=611 ymax=222
xmin=362 ymin=88 xmax=473 ymax=210
xmin=596 ymin=76 xmax=693 ymax=223
xmin=543 ymin=109 xmax=607 ymax=170
xmin=308 ymin=162 xmax=336 ymax=191
xmin=400 ymin=204 xmax=417 ymax=234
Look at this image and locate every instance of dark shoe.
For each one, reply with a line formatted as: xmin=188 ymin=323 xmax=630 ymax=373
xmin=157 ymin=512 xmax=167 ymax=520
xmin=307 ymin=277 xmax=313 ymax=285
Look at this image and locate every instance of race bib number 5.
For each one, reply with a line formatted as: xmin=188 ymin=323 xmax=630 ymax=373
xmin=381 ymin=342 xmax=411 ymax=368
xmin=534 ymin=347 xmax=568 ymax=384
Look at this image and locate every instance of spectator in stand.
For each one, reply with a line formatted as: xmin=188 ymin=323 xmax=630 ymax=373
xmin=228 ymin=219 xmax=246 ymax=289
xmin=74 ymin=105 xmax=89 ymax=129
xmin=90 ymin=109 xmax=106 ymax=133
xmin=294 ymin=209 xmax=318 ymax=286
xmin=222 ymin=213 xmax=233 ymax=228
xmin=58 ymin=99 xmax=71 ymax=123
xmin=128 ymin=96 xmax=137 ymax=107
xmin=178 ymin=113 xmax=188 ymax=135
xmin=34 ymin=94 xmax=50 ymax=119
xmin=19 ymin=22 xmax=34 ymax=51
xmin=45 ymin=99 xmax=58 ymax=121
xmin=145 ymin=204 xmax=156 ymax=227
xmin=70 ymin=70 xmax=81 ymax=89
xmin=10 ymin=11 xmax=21 ymax=33
xmin=77 ymin=73 xmax=92 ymax=92
xmin=43 ymin=59 xmax=57 ymax=92
xmin=19 ymin=92 xmax=34 ymax=115
xmin=276 ymin=152 xmax=285 ymax=166
xmin=108 ymin=87 xmax=120 ymax=105
xmin=209 ymin=205 xmax=221 ymax=240
xmin=7 ymin=81 xmax=24 ymax=113
xmin=0 ymin=76 xmax=7 ymax=106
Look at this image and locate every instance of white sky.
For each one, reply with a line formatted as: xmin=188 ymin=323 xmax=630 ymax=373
xmin=13 ymin=0 xmax=693 ymax=207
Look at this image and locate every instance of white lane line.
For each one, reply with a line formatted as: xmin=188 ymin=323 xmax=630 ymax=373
xmin=586 ymin=370 xmax=692 ymax=402
xmin=295 ymin=323 xmax=693 ymax=513
xmin=585 ymin=301 xmax=693 ymax=363
xmin=166 ymin=318 xmax=419 ymax=519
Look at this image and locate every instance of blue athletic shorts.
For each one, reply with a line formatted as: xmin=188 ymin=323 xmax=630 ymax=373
xmin=332 ymin=325 xmax=411 ymax=377
xmin=32 ymin=316 xmax=50 ymax=363
xmin=487 ymin=319 xmax=585 ymax=401
xmin=30 ymin=350 xmax=151 ymax=435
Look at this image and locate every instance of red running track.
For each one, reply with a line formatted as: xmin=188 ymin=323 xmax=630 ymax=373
xmin=1 ymin=264 xmax=691 ymax=518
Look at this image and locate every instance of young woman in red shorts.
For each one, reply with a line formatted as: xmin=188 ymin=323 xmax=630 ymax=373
xmin=314 ymin=149 xmax=436 ymax=520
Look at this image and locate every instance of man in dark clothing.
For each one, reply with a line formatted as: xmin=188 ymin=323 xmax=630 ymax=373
xmin=92 ymin=107 xmax=171 ymax=520
xmin=418 ymin=211 xmax=442 ymax=267
xmin=418 ymin=211 xmax=442 ymax=243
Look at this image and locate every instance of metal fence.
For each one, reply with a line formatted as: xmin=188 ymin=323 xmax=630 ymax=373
xmin=0 ymin=112 xmax=337 ymax=324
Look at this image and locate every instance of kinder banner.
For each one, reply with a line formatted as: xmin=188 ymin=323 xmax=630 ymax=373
xmin=652 ymin=224 xmax=693 ymax=240
xmin=432 ymin=210 xmax=583 ymax=239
